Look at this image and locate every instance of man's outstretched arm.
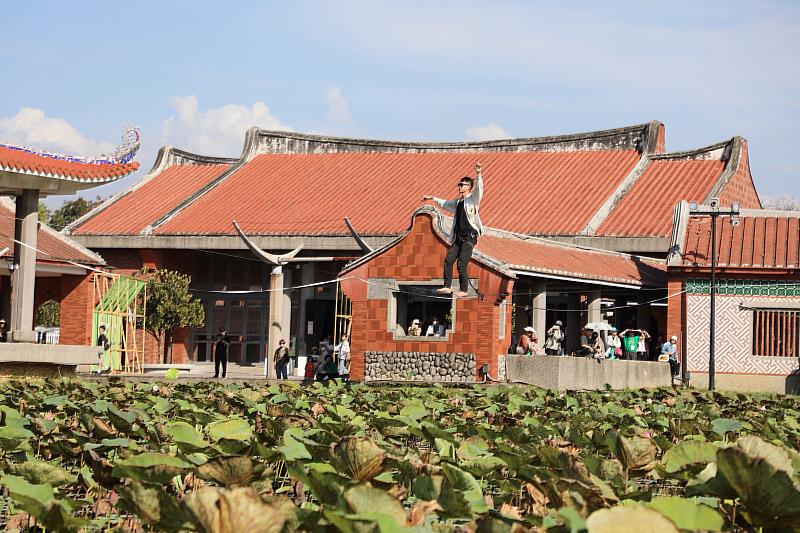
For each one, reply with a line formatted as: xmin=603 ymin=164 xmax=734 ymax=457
xmin=422 ymin=195 xmax=457 ymax=212
xmin=472 ymin=162 xmax=484 ymax=205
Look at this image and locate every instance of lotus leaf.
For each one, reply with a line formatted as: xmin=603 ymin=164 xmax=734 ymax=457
xmin=440 ymin=463 xmax=490 ymax=516
xmin=618 ymin=435 xmax=658 ymax=473
xmin=112 ymin=452 xmax=193 ymax=485
xmin=344 ymin=483 xmax=407 ymax=524
xmin=661 ymin=440 xmax=719 ymax=474
xmin=208 ymin=418 xmax=253 ymax=442
xmin=645 ymin=496 xmax=724 ymax=531
xmin=7 ymin=461 xmax=76 ymax=487
xmin=331 ymin=436 xmax=385 ymax=481
xmin=710 ymin=418 xmax=743 ymax=437
xmin=280 ymin=428 xmax=312 ymax=460
xmin=0 ymin=425 xmax=35 ymax=451
xmin=186 ymin=486 xmax=286 ymax=533
xmin=167 ymin=421 xmax=210 ymax=451
xmin=117 ymin=480 xmax=191 ymax=531
xmin=586 ymin=505 xmax=679 ymax=533
xmin=197 ymin=455 xmax=255 ymax=487
xmin=716 ymin=435 xmax=800 ymax=528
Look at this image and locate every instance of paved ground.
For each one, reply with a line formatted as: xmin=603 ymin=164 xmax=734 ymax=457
xmin=77 ymin=362 xmax=307 ymax=383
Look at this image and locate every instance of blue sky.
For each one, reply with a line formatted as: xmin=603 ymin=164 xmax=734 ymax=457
xmin=2 ymin=1 xmax=798 ymax=207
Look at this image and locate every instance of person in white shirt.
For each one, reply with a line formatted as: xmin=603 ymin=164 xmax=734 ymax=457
xmin=335 ymin=334 xmax=350 ymax=376
xmin=423 ymin=162 xmax=485 ymax=298
xmin=425 ymin=317 xmax=445 ymax=337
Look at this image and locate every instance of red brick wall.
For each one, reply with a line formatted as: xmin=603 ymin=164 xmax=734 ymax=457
xmin=59 ymin=274 xmax=95 ymax=346
xmin=719 ymin=140 xmax=762 ymax=209
xmin=345 ymin=213 xmax=513 ymax=381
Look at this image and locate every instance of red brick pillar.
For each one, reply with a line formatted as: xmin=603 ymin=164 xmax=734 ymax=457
xmin=59 ymin=274 xmax=95 ymax=345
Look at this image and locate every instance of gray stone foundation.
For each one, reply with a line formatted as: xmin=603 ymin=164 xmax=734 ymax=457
xmin=365 ymin=351 xmax=476 ymax=382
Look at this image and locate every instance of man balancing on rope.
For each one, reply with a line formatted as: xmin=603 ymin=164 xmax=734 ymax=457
xmin=423 ymin=162 xmax=484 ymax=298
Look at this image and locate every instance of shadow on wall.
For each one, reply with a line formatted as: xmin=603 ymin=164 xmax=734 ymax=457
xmin=787 ymin=369 xmax=800 ymax=395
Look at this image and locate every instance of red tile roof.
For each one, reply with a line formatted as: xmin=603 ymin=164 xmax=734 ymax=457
xmin=597 ymin=158 xmax=724 ymax=237
xmin=155 ymin=150 xmax=641 ymax=236
xmin=0 ymin=199 xmax=104 ymax=265
xmin=344 ymin=206 xmax=666 ymax=287
xmin=0 ymin=145 xmax=139 ymax=182
xmin=677 ymin=209 xmax=800 ymax=270
xmin=73 ymin=162 xmax=232 ymax=235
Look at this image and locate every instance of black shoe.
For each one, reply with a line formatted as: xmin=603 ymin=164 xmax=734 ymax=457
xmin=213 ymin=375 xmax=218 ymax=378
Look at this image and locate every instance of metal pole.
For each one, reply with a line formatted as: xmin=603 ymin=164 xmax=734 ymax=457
xmin=709 ymin=213 xmax=717 ymax=391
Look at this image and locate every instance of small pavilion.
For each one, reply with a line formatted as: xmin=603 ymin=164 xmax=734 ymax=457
xmin=0 ymin=129 xmax=139 ymax=342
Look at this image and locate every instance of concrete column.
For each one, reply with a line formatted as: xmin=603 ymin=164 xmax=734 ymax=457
xmin=565 ymin=293 xmax=579 ymax=354
xmin=588 ymin=290 xmax=602 ymax=324
xmin=266 ymin=265 xmax=285 ymax=377
xmin=637 ymin=292 xmax=650 ymax=330
xmin=530 ymin=281 xmax=547 ymax=347
xmin=10 ymin=189 xmax=39 ymax=343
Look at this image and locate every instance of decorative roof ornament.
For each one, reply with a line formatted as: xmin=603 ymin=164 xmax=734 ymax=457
xmin=0 ymin=125 xmax=141 ymax=166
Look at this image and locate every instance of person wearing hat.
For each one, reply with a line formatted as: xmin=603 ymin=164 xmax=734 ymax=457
xmin=660 ymin=335 xmax=679 ymax=376
xmin=423 ymin=162 xmax=485 ymax=298
xmin=0 ymin=318 xmax=7 ymax=343
xmin=408 ymin=319 xmax=422 ymax=336
xmin=515 ymin=326 xmax=536 ymax=355
xmin=213 ymin=327 xmax=231 ymax=378
xmin=545 ymin=320 xmax=564 ymax=355
xmin=606 ymin=327 xmax=622 ymax=359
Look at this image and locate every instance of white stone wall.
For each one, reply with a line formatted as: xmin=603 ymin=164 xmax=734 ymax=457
xmin=687 ymin=294 xmax=800 ymax=375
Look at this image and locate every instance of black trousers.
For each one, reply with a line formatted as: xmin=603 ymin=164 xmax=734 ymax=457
xmin=214 ymin=351 xmax=228 ymax=377
xmin=444 ymin=233 xmax=477 ymax=292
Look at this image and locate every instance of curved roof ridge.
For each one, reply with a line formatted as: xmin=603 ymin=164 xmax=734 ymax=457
xmin=649 ymin=137 xmax=739 ymax=161
xmin=161 ymin=146 xmax=239 ymax=167
xmin=247 ymin=121 xmax=661 ymax=155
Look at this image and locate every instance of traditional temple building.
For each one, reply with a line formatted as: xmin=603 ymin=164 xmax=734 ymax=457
xmin=66 ymin=121 xmax=761 ymax=374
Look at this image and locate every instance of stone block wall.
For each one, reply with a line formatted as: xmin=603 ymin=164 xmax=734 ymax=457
xmin=364 ymin=351 xmax=476 ymax=382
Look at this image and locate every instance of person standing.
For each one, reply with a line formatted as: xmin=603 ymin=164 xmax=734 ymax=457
xmin=636 ymin=329 xmax=651 ymax=361
xmin=606 ymin=327 xmax=622 ymax=359
xmin=0 ymin=318 xmax=7 ymax=342
xmin=213 ymin=327 xmax=230 ymax=379
xmin=335 ymin=333 xmax=350 ymax=379
xmin=274 ymin=339 xmax=290 ymax=380
xmin=96 ymin=324 xmax=110 ymax=374
xmin=545 ymin=321 xmax=564 ymax=356
xmin=661 ymin=335 xmax=679 ymax=376
xmin=619 ymin=328 xmax=641 ymax=361
xmin=423 ymin=162 xmax=485 ymax=298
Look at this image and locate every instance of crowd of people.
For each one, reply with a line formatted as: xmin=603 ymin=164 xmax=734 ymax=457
xmin=513 ymin=321 xmax=680 ymax=377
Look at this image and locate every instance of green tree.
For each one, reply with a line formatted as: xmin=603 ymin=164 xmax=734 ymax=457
xmin=38 ymin=202 xmax=50 ymax=224
xmin=49 ymin=196 xmax=103 ymax=231
xmin=144 ymin=269 xmax=205 ymax=364
xmin=35 ymin=300 xmax=60 ymax=328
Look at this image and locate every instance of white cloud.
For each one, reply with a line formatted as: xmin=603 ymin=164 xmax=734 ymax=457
xmin=325 ymin=85 xmax=354 ymax=124
xmin=161 ymin=95 xmax=291 ymax=156
xmin=0 ymin=107 xmax=114 ymax=156
xmin=465 ymin=123 xmax=511 ymax=141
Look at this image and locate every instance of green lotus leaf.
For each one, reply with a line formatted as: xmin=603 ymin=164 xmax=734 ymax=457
xmin=7 ymin=461 xmax=77 ymax=487
xmin=279 ymin=428 xmax=312 ymax=461
xmin=684 ymin=462 xmax=736 ymax=499
xmin=166 ymin=421 xmax=210 ymax=451
xmin=716 ymin=435 xmax=800 ymax=528
xmin=439 ymin=463 xmax=489 ymax=516
xmin=331 ymin=436 xmax=385 ymax=481
xmin=164 ymin=368 xmax=180 ymax=380
xmin=113 ymin=452 xmax=193 ymax=485
xmin=586 ymin=505 xmax=679 ymax=533
xmin=645 ymin=496 xmax=724 ymax=531
xmin=399 ymin=402 xmax=428 ymax=420
xmin=661 ymin=440 xmax=719 ymax=474
xmin=0 ymin=425 xmax=35 ymax=451
xmin=185 ymin=486 xmax=286 ymax=533
xmin=197 ymin=456 xmax=255 ymax=487
xmin=710 ymin=418 xmax=743 ymax=437
xmin=344 ymin=483 xmax=407 ymax=525
xmin=0 ymin=406 xmax=28 ymax=427
xmin=0 ymin=474 xmax=55 ymax=511
xmin=208 ymin=418 xmax=253 ymax=442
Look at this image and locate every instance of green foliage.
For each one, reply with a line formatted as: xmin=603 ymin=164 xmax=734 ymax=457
xmin=37 ymin=201 xmax=50 ymax=224
xmin=0 ymin=379 xmax=798 ymax=531
xmin=35 ymin=299 xmax=60 ymax=328
xmin=144 ymin=269 xmax=204 ymax=362
xmin=48 ymin=196 xmax=103 ymax=231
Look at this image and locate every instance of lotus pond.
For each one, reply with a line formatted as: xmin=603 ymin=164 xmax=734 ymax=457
xmin=0 ymin=378 xmax=799 ymax=532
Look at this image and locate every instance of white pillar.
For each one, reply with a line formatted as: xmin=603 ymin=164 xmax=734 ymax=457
xmin=588 ymin=290 xmax=602 ymax=324
xmin=10 ymin=189 xmax=39 ymax=343
xmin=531 ymin=281 xmax=547 ymax=347
xmin=266 ymin=265 xmax=285 ymax=377
xmin=297 ymin=263 xmax=315 ymax=356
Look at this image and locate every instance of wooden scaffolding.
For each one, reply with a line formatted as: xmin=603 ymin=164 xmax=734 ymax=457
xmin=92 ymin=272 xmax=147 ymax=374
